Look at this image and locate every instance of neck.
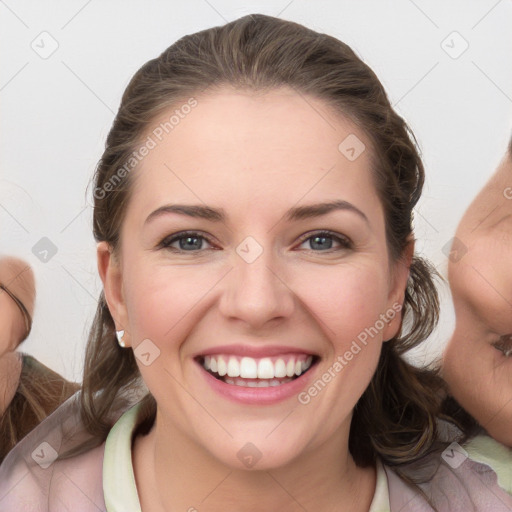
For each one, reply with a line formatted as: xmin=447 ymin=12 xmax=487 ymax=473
xmin=133 ymin=410 xmax=376 ymax=512
xmin=0 ymin=351 xmax=22 ymax=416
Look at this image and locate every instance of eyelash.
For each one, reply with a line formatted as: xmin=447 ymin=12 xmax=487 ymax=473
xmin=158 ymin=230 xmax=353 ymax=253
xmin=158 ymin=231 xmax=217 ymax=253
xmin=297 ymin=230 xmax=353 ymax=251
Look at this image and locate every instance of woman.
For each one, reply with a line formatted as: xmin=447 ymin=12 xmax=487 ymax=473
xmin=0 ymin=257 xmax=79 ymax=464
xmin=1 ymin=14 xmax=511 ymax=511
xmin=0 ymin=257 xmax=35 ymax=431
xmin=443 ymin=137 xmax=512 ymax=448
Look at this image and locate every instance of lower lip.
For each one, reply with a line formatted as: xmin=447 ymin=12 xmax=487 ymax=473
xmin=197 ymin=361 xmax=317 ymax=405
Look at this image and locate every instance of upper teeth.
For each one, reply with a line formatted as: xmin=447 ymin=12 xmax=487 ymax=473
xmin=203 ymin=355 xmax=313 ymax=379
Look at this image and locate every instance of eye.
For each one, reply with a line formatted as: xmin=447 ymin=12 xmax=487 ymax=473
xmin=297 ymin=230 xmax=352 ymax=252
xmin=491 ymin=334 xmax=512 ymax=357
xmin=158 ymin=231 xmax=215 ymax=252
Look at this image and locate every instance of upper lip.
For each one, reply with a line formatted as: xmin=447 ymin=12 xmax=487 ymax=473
xmin=193 ymin=344 xmax=318 ymax=359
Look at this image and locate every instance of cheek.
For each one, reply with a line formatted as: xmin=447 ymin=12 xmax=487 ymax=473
xmin=121 ymin=263 xmax=219 ymax=408
xmin=453 ymin=240 xmax=512 ymax=333
xmin=123 ymin=257 xmax=391 ymax=348
xmin=292 ymin=262 xmax=390 ymax=343
xmin=290 ymin=264 xmax=389 ymax=434
xmin=123 ymin=261 xmax=218 ymax=343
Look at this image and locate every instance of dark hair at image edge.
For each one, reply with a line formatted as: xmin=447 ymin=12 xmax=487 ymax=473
xmin=78 ymin=13 xmax=465 ymax=503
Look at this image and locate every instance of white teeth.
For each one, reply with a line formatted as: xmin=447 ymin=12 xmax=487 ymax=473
xmin=203 ymin=354 xmax=315 ymax=381
xmin=257 ymin=358 xmax=274 ymax=379
xmin=274 ymin=359 xmax=286 ymax=378
xmin=297 ymin=356 xmax=313 ymax=374
xmin=217 ymin=356 xmax=227 ymax=376
xmin=227 ymin=357 xmax=240 ymax=377
xmin=240 ymin=357 xmax=258 ymax=378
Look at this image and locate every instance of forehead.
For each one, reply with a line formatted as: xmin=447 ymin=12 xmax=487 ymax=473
xmin=129 ymin=87 xmax=381 ymax=223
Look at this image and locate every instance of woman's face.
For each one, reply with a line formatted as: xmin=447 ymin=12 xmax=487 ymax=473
xmin=0 ymin=259 xmax=34 ymax=357
xmin=443 ymin=154 xmax=512 ymax=446
xmin=100 ymin=87 xmax=409 ymax=469
xmin=0 ymin=291 xmax=22 ymax=357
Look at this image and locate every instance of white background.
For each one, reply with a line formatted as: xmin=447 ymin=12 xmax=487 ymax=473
xmin=1 ymin=0 xmax=511 ymax=382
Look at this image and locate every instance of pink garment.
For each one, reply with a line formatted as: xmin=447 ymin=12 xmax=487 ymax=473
xmin=1 ymin=392 xmax=512 ymax=511
xmin=385 ymin=460 xmax=512 ymax=511
xmin=0 ymin=393 xmax=118 ymax=512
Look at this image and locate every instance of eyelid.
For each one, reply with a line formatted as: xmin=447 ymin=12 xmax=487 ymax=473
xmin=158 ymin=230 xmax=217 ymax=251
xmin=295 ymin=229 xmax=353 ymax=250
xmin=158 ymin=229 xmax=353 ymax=253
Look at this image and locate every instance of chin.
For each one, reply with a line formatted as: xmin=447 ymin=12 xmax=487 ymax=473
xmin=202 ymin=430 xmax=311 ymax=472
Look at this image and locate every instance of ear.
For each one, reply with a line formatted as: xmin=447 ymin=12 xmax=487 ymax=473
xmin=382 ymin=238 xmax=414 ymax=341
xmin=97 ymin=241 xmax=131 ymax=347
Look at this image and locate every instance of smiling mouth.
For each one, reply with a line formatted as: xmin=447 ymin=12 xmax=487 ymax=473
xmin=196 ymin=354 xmax=318 ymax=387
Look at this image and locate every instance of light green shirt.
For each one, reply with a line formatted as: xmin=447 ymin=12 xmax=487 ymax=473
xmin=102 ymin=403 xmax=391 ymax=511
xmin=103 ymin=403 xmax=142 ymax=512
xmin=464 ymin=434 xmax=512 ymax=495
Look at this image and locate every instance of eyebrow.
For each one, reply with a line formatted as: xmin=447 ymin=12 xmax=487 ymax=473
xmin=284 ymin=200 xmax=368 ymax=224
xmin=144 ymin=200 xmax=369 ymax=225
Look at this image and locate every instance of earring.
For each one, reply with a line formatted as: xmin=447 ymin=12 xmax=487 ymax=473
xmin=116 ymin=330 xmax=126 ymax=348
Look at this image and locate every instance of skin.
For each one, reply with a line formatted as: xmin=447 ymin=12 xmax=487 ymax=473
xmin=443 ymin=150 xmax=512 ymax=447
xmin=0 ymin=257 xmax=35 ymax=414
xmin=98 ymin=86 xmax=411 ymax=511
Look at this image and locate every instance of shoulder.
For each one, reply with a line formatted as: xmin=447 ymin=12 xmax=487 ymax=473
xmin=463 ymin=434 xmax=512 ymax=495
xmin=0 ymin=441 xmax=106 ymax=512
xmin=0 ymin=393 xmax=107 ymax=512
xmin=383 ymin=438 xmax=512 ymax=511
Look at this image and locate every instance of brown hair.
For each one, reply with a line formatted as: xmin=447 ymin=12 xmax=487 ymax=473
xmin=82 ymin=13 xmax=458 ymax=483
xmin=0 ymin=259 xmax=79 ymax=463
xmin=0 ymin=355 xmax=79 ymax=463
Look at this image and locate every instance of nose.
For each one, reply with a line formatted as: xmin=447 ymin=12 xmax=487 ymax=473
xmin=218 ymin=244 xmax=295 ymax=329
